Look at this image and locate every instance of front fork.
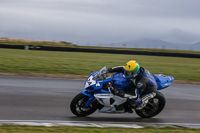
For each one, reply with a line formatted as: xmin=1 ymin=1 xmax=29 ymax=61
xmin=81 ymin=90 xmax=95 ymax=108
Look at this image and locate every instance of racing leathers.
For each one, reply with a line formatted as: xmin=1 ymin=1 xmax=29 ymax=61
xmin=107 ymin=66 xmax=158 ymax=109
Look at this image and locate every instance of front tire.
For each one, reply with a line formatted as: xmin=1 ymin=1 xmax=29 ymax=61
xmin=70 ymin=93 xmax=98 ymax=117
xmin=135 ymin=91 xmax=166 ymax=118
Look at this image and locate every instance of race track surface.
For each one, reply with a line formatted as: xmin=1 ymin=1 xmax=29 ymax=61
xmin=0 ymin=76 xmax=200 ymax=124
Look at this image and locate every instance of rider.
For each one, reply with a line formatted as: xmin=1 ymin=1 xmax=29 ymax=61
xmin=107 ymin=60 xmax=158 ymax=110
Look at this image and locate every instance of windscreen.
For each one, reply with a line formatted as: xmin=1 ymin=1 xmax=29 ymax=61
xmin=93 ymin=66 xmax=108 ymax=80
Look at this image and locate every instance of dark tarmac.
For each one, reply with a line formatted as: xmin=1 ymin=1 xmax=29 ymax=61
xmin=0 ymin=76 xmax=200 ymax=124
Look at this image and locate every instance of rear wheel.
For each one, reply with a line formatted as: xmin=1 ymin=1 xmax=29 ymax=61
xmin=135 ymin=91 xmax=166 ymax=118
xmin=70 ymin=93 xmax=98 ymax=117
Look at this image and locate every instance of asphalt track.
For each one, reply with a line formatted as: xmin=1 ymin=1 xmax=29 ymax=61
xmin=0 ymin=76 xmax=200 ymax=125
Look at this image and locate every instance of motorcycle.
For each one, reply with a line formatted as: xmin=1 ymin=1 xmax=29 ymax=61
xmin=70 ymin=66 xmax=174 ymax=118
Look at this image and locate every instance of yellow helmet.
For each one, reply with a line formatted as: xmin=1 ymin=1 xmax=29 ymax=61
xmin=124 ymin=60 xmax=140 ymax=78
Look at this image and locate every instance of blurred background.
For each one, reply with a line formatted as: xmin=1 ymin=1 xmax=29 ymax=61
xmin=0 ymin=1 xmax=200 ymax=132
xmin=1 ymin=0 xmax=200 ymax=50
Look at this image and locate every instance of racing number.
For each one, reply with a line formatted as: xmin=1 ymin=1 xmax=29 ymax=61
xmin=87 ymin=79 xmax=92 ymax=85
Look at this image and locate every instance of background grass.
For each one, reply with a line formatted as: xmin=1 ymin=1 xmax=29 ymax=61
xmin=0 ymin=125 xmax=200 ymax=133
xmin=0 ymin=48 xmax=200 ymax=81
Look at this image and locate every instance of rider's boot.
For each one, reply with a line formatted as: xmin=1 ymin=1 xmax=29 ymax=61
xmin=128 ymin=97 xmax=142 ymax=109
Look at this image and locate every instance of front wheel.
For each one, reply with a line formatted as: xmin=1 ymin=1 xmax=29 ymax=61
xmin=70 ymin=93 xmax=98 ymax=117
xmin=135 ymin=91 xmax=166 ymax=118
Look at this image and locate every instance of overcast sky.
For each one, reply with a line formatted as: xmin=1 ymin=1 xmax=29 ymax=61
xmin=1 ymin=0 xmax=200 ymax=45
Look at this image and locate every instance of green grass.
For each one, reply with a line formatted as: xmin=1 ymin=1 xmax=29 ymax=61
xmin=0 ymin=48 xmax=200 ymax=81
xmin=1 ymin=40 xmax=200 ymax=55
xmin=0 ymin=125 xmax=200 ymax=133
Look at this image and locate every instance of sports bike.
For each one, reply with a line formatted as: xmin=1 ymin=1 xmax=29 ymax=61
xmin=70 ymin=66 xmax=174 ymax=118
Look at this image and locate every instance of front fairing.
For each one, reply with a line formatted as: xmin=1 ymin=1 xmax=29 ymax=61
xmin=82 ymin=67 xmax=112 ymax=97
xmin=83 ymin=78 xmax=112 ymax=92
xmin=84 ymin=66 xmax=108 ymax=89
xmin=84 ymin=72 xmax=96 ymax=89
xmin=81 ymin=78 xmax=112 ymax=100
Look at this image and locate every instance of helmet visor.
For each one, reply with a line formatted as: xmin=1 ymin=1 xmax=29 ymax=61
xmin=124 ymin=71 xmax=134 ymax=77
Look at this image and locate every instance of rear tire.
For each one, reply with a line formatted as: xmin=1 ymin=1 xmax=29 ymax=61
xmin=135 ymin=91 xmax=166 ymax=118
xmin=70 ymin=93 xmax=98 ymax=117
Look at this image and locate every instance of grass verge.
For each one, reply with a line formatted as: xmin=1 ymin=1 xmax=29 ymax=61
xmin=0 ymin=48 xmax=200 ymax=82
xmin=0 ymin=125 xmax=200 ymax=133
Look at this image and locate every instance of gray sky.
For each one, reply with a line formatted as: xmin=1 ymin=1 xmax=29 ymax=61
xmin=1 ymin=0 xmax=200 ymax=45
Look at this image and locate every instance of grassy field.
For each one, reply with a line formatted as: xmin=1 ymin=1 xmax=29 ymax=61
xmin=0 ymin=48 xmax=200 ymax=81
xmin=0 ymin=125 xmax=200 ymax=133
xmin=1 ymin=40 xmax=200 ymax=55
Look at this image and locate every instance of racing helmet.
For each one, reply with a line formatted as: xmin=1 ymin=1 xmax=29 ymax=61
xmin=124 ymin=60 xmax=140 ymax=78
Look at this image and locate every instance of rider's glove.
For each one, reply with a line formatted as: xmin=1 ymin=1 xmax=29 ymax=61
xmin=107 ymin=68 xmax=112 ymax=73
